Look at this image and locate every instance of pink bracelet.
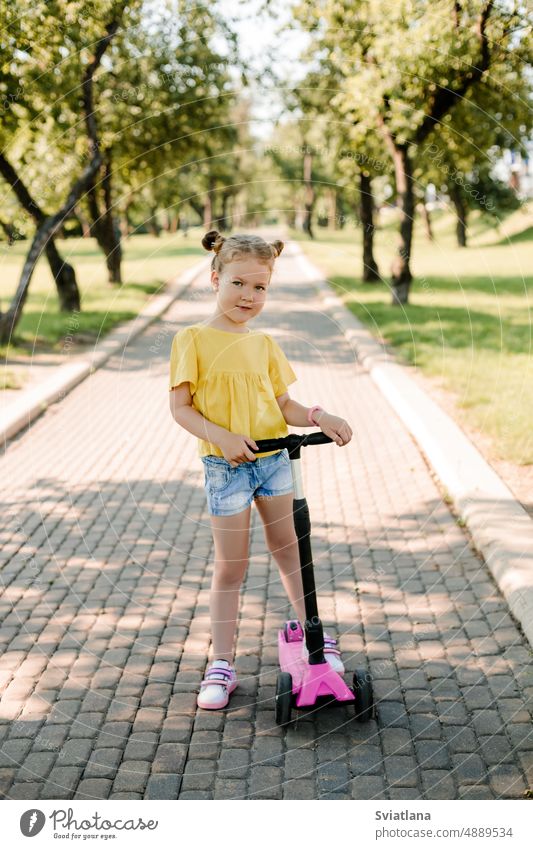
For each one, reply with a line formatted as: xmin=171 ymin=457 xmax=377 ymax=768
xmin=307 ymin=405 xmax=324 ymax=426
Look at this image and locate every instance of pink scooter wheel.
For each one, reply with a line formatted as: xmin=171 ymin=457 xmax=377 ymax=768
xmin=275 ymin=672 xmax=293 ymax=725
xmin=353 ymin=668 xmax=374 ymax=722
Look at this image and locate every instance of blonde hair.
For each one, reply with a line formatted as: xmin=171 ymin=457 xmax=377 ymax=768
xmin=202 ymin=230 xmax=284 ymax=272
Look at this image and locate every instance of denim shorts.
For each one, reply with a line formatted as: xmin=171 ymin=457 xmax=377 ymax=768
xmin=201 ymin=449 xmax=293 ymax=516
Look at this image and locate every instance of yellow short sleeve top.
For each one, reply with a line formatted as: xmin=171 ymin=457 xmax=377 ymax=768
xmin=169 ymin=325 xmax=297 ymax=458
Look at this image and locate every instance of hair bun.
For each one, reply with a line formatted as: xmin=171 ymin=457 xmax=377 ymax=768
xmin=202 ymin=230 xmax=224 ymax=252
xmin=270 ymin=239 xmax=284 ymax=258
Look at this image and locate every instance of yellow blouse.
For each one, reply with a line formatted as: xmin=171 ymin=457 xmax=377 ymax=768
xmin=169 ymin=325 xmax=297 ymax=458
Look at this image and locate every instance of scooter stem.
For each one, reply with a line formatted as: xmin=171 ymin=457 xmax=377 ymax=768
xmin=252 ymin=433 xmax=334 ymax=664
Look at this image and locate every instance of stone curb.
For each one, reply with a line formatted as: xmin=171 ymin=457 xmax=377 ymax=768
xmin=292 ymin=244 xmax=533 ymax=652
xmin=0 ymin=256 xmax=211 ymax=447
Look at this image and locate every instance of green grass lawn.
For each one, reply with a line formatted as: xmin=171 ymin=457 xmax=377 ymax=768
xmin=1 ymin=230 xmax=204 ymax=388
xmin=293 ymin=206 xmax=533 ymax=466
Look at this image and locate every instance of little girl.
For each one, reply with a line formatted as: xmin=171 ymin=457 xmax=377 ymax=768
xmin=169 ymin=230 xmax=352 ymax=709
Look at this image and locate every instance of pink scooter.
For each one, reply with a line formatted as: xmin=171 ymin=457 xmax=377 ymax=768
xmin=252 ymin=433 xmax=375 ymax=726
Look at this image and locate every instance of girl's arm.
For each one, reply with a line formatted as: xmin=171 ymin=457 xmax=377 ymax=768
xmin=170 ymin=383 xmax=229 ymax=447
xmin=277 ymin=395 xmax=315 ymax=427
xmin=277 ymin=393 xmax=352 ymax=447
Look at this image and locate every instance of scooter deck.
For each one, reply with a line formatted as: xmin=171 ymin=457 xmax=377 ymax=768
xmin=278 ymin=627 xmax=356 ymax=709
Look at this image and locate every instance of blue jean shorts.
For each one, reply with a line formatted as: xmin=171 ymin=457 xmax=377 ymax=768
xmin=201 ymin=449 xmax=293 ymax=517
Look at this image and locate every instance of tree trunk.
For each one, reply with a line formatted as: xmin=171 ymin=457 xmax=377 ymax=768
xmin=82 ymin=25 xmax=123 ymax=286
xmin=389 ymin=144 xmax=414 ymax=304
xmin=166 ymin=211 xmax=179 ymax=233
xmin=370 ymin=2 xmax=494 ymax=303
xmin=203 ymin=177 xmax=215 ymax=230
xmin=147 ymin=207 xmax=161 ymax=237
xmin=188 ymin=198 xmax=204 ymax=224
xmin=87 ymin=152 xmax=123 ymax=283
xmin=359 ymin=171 xmax=380 ymax=282
xmin=119 ymin=199 xmax=135 ymax=238
xmin=45 ymin=241 xmax=80 ymax=311
xmin=74 ymin=207 xmax=92 ymax=238
xmin=0 ymin=217 xmax=17 ymax=245
xmin=449 ymin=182 xmax=467 ymax=247
xmin=0 ymin=151 xmax=103 ymax=343
xmin=219 ymin=192 xmax=232 ymax=231
xmin=302 ymin=152 xmax=314 ymax=238
xmin=0 ymin=12 xmax=121 ymax=341
xmin=89 ymin=196 xmax=123 ymax=282
xmin=337 ymin=200 xmax=347 ymax=229
xmin=326 ymin=188 xmax=338 ymax=229
xmin=232 ymin=194 xmax=247 ymax=228
xmin=419 ymin=201 xmax=434 ymax=241
xmin=0 ymin=152 xmax=81 ymax=311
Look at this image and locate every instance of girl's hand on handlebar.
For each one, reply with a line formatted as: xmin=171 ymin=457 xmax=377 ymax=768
xmin=219 ymin=433 xmax=259 ymax=467
xmin=315 ymin=412 xmax=352 ymax=446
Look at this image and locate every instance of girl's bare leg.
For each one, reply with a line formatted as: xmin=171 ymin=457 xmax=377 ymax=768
xmin=208 ymin=504 xmax=251 ymax=663
xmin=254 ymin=493 xmax=307 ymax=624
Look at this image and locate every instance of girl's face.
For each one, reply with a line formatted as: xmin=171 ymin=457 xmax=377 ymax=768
xmin=211 ymin=257 xmax=271 ymax=327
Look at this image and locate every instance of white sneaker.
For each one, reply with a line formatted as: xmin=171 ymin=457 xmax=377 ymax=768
xmin=301 ymin=633 xmax=345 ymax=675
xmin=197 ymin=659 xmax=238 ymax=710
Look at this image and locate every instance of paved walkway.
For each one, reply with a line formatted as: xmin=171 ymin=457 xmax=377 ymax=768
xmin=0 ymin=244 xmax=531 ymax=800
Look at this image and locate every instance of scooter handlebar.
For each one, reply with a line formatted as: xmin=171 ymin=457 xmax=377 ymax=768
xmin=251 ymin=432 xmax=334 ymax=453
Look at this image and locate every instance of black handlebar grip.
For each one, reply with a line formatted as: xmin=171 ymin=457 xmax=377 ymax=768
xmin=251 ymin=432 xmax=334 ymax=453
xmin=299 ymin=432 xmax=335 ymax=446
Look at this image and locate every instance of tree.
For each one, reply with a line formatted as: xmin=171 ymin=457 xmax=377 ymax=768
xmin=0 ymin=5 xmax=125 ymax=343
xmin=99 ymin=0 xmax=240 ymax=242
xmin=294 ymin=0 xmax=532 ymax=303
xmin=417 ymin=67 xmax=532 ymax=246
xmin=0 ymin=152 xmax=80 ymax=309
xmin=0 ymin=0 xmax=93 ymax=310
xmin=282 ymin=59 xmax=384 ymax=278
xmin=0 ymin=0 xmax=240 ymax=334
